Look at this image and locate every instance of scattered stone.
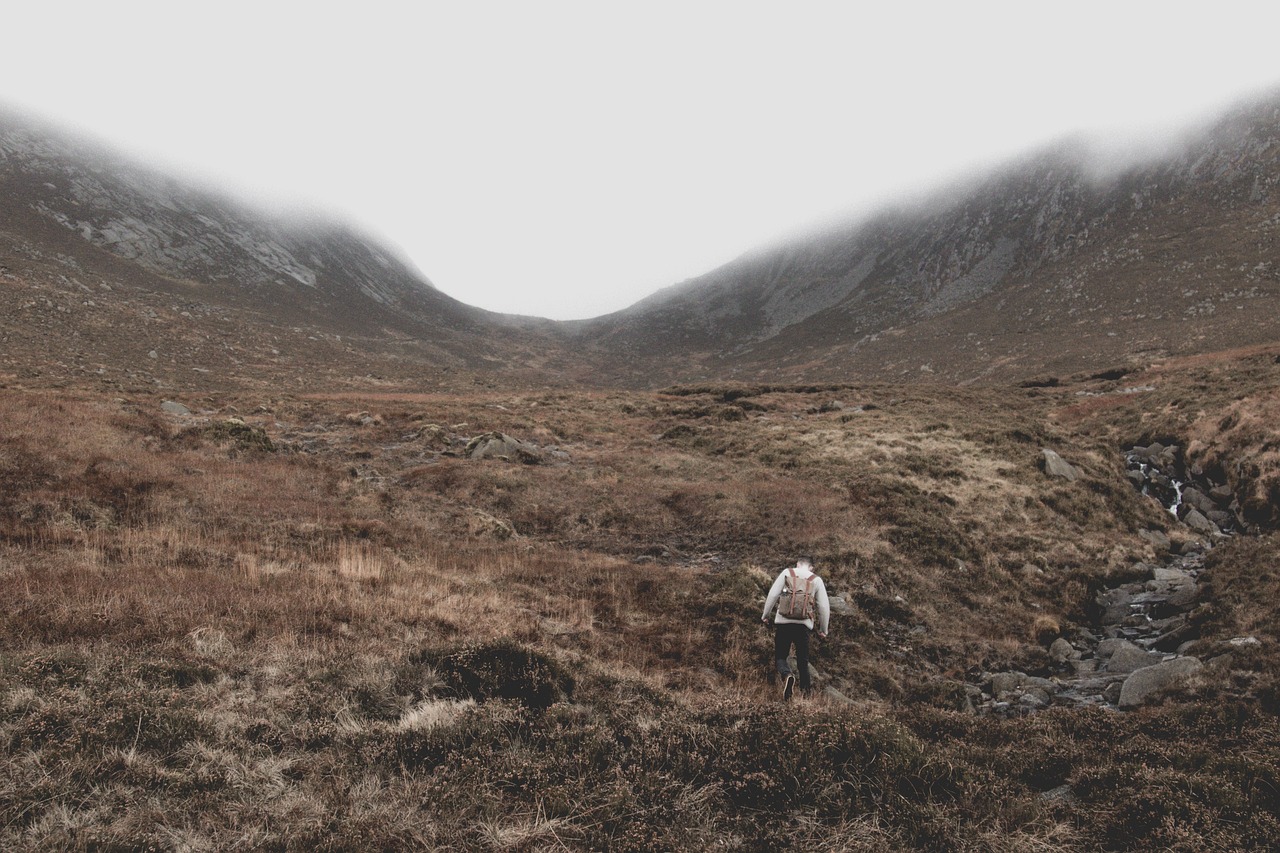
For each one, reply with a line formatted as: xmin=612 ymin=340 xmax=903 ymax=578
xmin=1102 ymin=682 xmax=1123 ymax=704
xmin=1041 ymin=449 xmax=1081 ymax=481
xmin=148 ymin=350 xmax=158 ymax=360
xmin=1119 ymin=657 xmax=1203 ymax=708
xmin=1229 ymin=636 xmax=1261 ymax=647
xmin=161 ymin=400 xmax=191 ymax=415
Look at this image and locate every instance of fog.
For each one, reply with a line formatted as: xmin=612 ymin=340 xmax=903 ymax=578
xmin=2 ymin=2 xmax=1279 ymax=319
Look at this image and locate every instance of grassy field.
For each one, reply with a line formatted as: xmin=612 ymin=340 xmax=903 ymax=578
xmin=1 ymin=352 xmax=1278 ymax=850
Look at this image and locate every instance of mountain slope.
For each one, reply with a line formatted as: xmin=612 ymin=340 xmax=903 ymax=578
xmin=0 ymin=107 xmax=561 ymax=390
xmin=576 ymin=92 xmax=1280 ymax=385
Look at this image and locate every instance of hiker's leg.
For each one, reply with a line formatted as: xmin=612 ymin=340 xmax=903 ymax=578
xmin=794 ymin=627 xmax=812 ymax=692
xmin=773 ymin=625 xmax=794 ymax=681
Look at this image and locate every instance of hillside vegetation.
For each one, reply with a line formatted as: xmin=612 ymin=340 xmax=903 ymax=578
xmin=2 ymin=347 xmax=1279 ymax=850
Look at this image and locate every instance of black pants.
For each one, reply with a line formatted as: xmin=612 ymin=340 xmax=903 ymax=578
xmin=774 ymin=622 xmax=812 ymax=692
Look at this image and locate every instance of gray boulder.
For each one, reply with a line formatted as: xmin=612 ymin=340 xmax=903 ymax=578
xmin=161 ymin=400 xmax=191 ymax=415
xmin=1049 ymin=637 xmax=1076 ymax=663
xmin=1041 ymin=449 xmax=1081 ymax=481
xmin=1180 ymin=487 xmax=1216 ymax=515
xmin=1106 ymin=641 xmax=1162 ymax=673
xmin=1182 ymin=508 xmax=1218 ymax=537
xmin=465 ymin=432 xmax=541 ymax=464
xmin=1119 ymin=657 xmax=1203 ymax=708
xmin=828 ymin=595 xmax=856 ymax=616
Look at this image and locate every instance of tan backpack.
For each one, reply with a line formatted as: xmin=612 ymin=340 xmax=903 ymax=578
xmin=778 ymin=568 xmax=817 ymax=621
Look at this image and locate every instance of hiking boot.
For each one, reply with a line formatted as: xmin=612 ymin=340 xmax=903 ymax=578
xmin=783 ymin=674 xmax=796 ymax=701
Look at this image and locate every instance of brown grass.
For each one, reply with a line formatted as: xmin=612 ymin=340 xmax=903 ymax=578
xmin=1 ymin=367 xmax=1278 ymax=849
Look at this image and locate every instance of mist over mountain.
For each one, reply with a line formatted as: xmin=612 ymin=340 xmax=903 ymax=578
xmin=0 ymin=106 xmax=557 ymax=390
xmin=3 ymin=92 xmax=1280 ymax=391
xmin=574 ymin=90 xmax=1280 ymax=385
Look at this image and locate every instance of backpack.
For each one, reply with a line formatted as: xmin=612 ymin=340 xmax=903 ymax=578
xmin=778 ymin=568 xmax=817 ymax=621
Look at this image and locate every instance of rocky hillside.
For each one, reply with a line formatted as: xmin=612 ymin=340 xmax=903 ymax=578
xmin=0 ymin=107 xmax=558 ymax=390
xmin=575 ymin=90 xmax=1280 ymax=385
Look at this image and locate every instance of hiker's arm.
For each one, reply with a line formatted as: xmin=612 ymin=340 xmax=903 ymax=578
xmin=816 ymin=577 xmax=831 ymax=636
xmin=761 ymin=573 xmax=785 ymax=623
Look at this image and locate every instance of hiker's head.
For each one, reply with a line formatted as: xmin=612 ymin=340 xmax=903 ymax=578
xmin=797 ymin=555 xmax=813 ymax=569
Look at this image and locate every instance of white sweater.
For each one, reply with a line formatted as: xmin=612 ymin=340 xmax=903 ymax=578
xmin=762 ymin=566 xmax=830 ymax=633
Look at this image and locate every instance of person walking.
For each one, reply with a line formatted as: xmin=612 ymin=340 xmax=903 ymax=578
xmin=762 ymin=556 xmax=830 ymax=699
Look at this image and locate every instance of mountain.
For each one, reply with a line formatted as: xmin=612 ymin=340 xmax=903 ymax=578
xmin=4 ymin=93 xmax=1280 ymax=392
xmin=0 ymin=107 xmax=557 ymax=391
xmin=573 ymin=91 xmax=1280 ymax=385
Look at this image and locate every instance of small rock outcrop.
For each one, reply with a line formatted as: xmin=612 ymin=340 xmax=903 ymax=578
xmin=1040 ymin=449 xmax=1081 ymax=481
xmin=465 ymin=432 xmax=542 ymax=464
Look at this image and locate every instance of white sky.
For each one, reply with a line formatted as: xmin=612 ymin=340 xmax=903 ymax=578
xmin=2 ymin=1 xmax=1279 ymax=320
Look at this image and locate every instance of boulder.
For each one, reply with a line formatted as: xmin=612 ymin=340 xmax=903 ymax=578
xmin=990 ymin=671 xmax=1026 ymax=701
xmin=1041 ymin=449 xmax=1081 ymax=481
xmin=1119 ymin=657 xmax=1203 ymax=708
xmin=161 ymin=400 xmax=191 ymax=415
xmin=1049 ymin=638 xmax=1076 ymax=663
xmin=1180 ymin=487 xmax=1216 ymax=515
xmin=1209 ymin=485 xmax=1235 ymax=506
xmin=1096 ymin=589 xmax=1135 ymax=624
xmin=1102 ymin=681 xmax=1123 ymax=704
xmin=1138 ymin=529 xmax=1172 ymax=553
xmin=1182 ymin=508 xmax=1218 ymax=537
xmin=1104 ymin=640 xmax=1161 ymax=673
xmin=465 ymin=432 xmax=541 ymax=464
xmin=1152 ymin=566 xmax=1194 ymax=586
xmin=828 ymin=595 xmax=856 ymax=617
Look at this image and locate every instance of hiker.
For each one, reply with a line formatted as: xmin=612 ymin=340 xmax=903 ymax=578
xmin=762 ymin=556 xmax=830 ymax=699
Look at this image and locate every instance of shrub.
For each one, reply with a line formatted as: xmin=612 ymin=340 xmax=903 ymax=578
xmin=421 ymin=639 xmax=574 ymax=709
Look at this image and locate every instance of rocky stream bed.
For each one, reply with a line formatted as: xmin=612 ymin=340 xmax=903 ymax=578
xmin=965 ymin=441 xmax=1255 ymax=716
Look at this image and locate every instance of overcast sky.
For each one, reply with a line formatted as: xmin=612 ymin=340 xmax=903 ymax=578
xmin=3 ymin=2 xmax=1279 ymax=319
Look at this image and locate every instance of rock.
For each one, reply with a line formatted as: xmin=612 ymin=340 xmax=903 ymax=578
xmin=1096 ymin=589 xmax=1134 ymax=623
xmin=1178 ymin=539 xmax=1205 ymax=556
xmin=1229 ymin=636 xmax=1261 ymax=647
xmin=824 ymin=686 xmax=855 ymax=704
xmin=828 ymin=595 xmax=856 ymax=616
xmin=1105 ymin=641 xmax=1161 ymax=673
xmin=1119 ymin=657 xmax=1203 ymax=708
xmin=1152 ymin=567 xmax=1194 ymax=586
xmin=1182 ymin=508 xmax=1218 ymax=536
xmin=1166 ymin=583 xmax=1200 ymax=609
xmin=161 ymin=400 xmax=191 ymax=415
xmin=1070 ymin=658 xmax=1098 ymax=675
xmin=1138 ymin=529 xmax=1172 ymax=553
xmin=1209 ymin=485 xmax=1235 ymax=505
xmin=1206 ymin=509 xmax=1235 ymax=529
xmin=1127 ymin=470 xmax=1148 ymax=488
xmin=1020 ymin=690 xmax=1051 ymax=709
xmin=1049 ymin=637 xmax=1075 ymax=663
xmin=1181 ymin=487 xmax=1216 ymax=515
xmin=991 ymin=671 xmax=1026 ymax=701
xmin=465 ymin=432 xmax=541 ymax=464
xmin=148 ymin=349 xmax=158 ymax=360
xmin=1102 ymin=682 xmax=1123 ymax=704
xmin=1041 ymin=449 xmax=1081 ymax=481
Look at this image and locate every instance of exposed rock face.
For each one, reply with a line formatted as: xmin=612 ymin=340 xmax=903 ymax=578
xmin=576 ymin=92 xmax=1280 ymax=385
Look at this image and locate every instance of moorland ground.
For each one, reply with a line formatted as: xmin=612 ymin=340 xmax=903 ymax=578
xmin=1 ymin=347 xmax=1279 ymax=850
